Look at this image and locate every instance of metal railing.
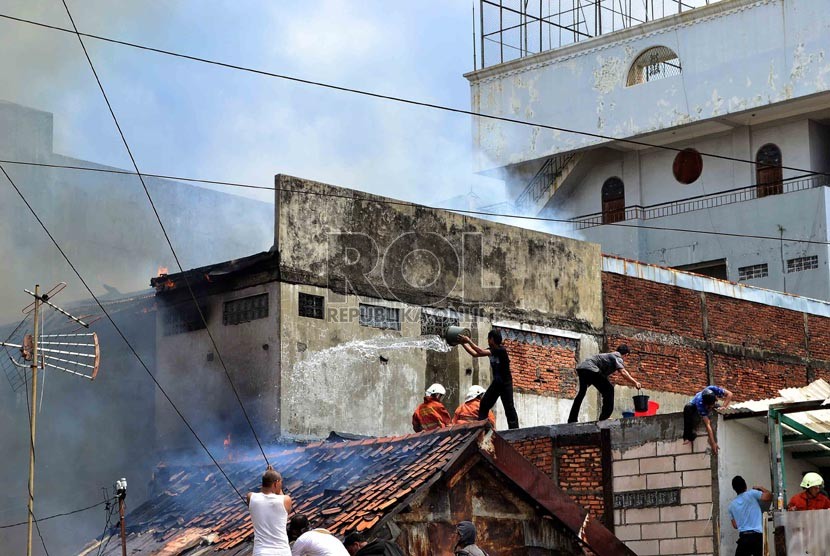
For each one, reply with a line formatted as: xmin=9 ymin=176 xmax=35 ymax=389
xmin=515 ymin=153 xmax=576 ymax=212
xmin=571 ymin=174 xmax=830 ymax=230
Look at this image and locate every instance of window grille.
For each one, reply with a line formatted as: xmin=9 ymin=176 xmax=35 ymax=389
xmin=223 ymin=294 xmax=269 ymax=325
xmin=359 ymin=304 xmax=400 ymax=331
xmin=787 ymin=256 xmax=819 ymax=273
xmin=163 ymin=303 xmax=208 ymax=336
xmin=420 ymin=310 xmax=459 ymax=337
xmin=626 ymin=46 xmax=682 ymax=86
xmin=298 ymin=293 xmax=324 ymax=319
xmin=738 ymin=264 xmax=768 ymax=281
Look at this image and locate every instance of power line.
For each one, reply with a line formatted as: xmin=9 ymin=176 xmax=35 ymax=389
xmin=0 ymin=11 xmax=828 ymax=179
xmin=58 ymin=0 xmax=270 ymax=467
xmin=0 ymin=163 xmax=246 ymax=504
xmin=1 ymin=156 xmax=829 ymax=246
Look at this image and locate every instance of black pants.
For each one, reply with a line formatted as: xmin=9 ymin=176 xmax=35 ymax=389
xmin=735 ymin=531 xmax=763 ymax=556
xmin=683 ymin=403 xmax=700 ymax=442
xmin=479 ymin=378 xmax=519 ymax=429
xmin=568 ymin=368 xmax=614 ymax=423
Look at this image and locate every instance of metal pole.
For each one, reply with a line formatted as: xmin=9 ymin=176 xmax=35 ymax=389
xmin=499 ymin=0 xmax=504 ymax=63
xmin=480 ymin=0 xmax=485 ymax=67
xmin=472 ymin=1 xmax=477 ymax=70
xmin=26 ymin=284 xmax=40 ymax=556
xmin=119 ymin=494 xmax=127 ymax=556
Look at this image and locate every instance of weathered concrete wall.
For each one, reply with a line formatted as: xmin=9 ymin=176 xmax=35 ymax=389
xmin=154 ymin=282 xmax=279 ymax=452
xmin=466 ymin=0 xmax=830 ymax=172
xmin=275 ymin=175 xmax=603 ymax=330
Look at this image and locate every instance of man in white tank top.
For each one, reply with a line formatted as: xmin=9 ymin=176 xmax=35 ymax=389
xmin=247 ymin=467 xmax=293 ymax=556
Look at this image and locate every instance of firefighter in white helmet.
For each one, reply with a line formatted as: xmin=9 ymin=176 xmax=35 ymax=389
xmin=452 ymin=385 xmax=495 ymax=428
xmin=788 ymin=472 xmax=830 ymax=511
xmin=412 ymin=383 xmax=451 ymax=432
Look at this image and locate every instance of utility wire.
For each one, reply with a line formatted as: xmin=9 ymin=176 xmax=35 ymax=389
xmin=1 ymin=156 xmax=829 ymax=246
xmin=0 ymin=11 xmax=829 ymax=179
xmin=0 ymin=500 xmax=108 ymax=529
xmin=58 ymin=0 xmax=269 ymax=467
xmin=0 ymin=163 xmax=245 ymax=504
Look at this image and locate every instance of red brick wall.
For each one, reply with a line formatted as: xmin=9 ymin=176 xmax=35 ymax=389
xmin=497 ymin=328 xmax=578 ymax=396
xmin=508 ymin=437 xmax=553 ymax=478
xmin=603 ymin=272 xmax=830 ymax=402
xmin=558 ymin=445 xmax=605 ymax=521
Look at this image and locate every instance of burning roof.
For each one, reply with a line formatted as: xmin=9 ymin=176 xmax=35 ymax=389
xmin=82 ymin=423 xmax=633 ymax=556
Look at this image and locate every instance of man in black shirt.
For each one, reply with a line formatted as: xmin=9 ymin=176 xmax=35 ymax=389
xmin=567 ymin=345 xmax=640 ymax=423
xmin=459 ymin=330 xmax=519 ymax=429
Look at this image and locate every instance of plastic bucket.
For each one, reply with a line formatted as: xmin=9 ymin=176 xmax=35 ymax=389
xmin=633 ymin=390 xmax=650 ymax=412
xmin=444 ymin=326 xmax=472 ymax=346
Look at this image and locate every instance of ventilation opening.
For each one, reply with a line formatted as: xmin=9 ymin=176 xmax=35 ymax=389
xmin=627 ymin=46 xmax=681 ymax=86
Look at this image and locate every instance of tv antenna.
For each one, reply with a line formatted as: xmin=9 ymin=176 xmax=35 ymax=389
xmin=0 ymin=283 xmax=100 ymax=556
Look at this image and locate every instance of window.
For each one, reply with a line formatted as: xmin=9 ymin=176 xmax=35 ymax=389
xmin=601 ymin=177 xmax=625 ymax=224
xmin=738 ymin=264 xmax=769 ymax=281
xmin=626 ymin=46 xmax=681 ymax=87
xmin=359 ymin=303 xmax=400 ymax=331
xmin=163 ymin=303 xmax=208 ymax=336
xmin=420 ymin=309 xmax=459 ymax=337
xmin=674 ymin=259 xmax=727 ymax=280
xmin=672 ymin=148 xmax=703 ymax=185
xmin=756 ymin=144 xmax=783 ymax=198
xmin=787 ymin=256 xmax=819 ymax=273
xmin=298 ymin=293 xmax=324 ymax=319
xmin=223 ymin=294 xmax=268 ymax=325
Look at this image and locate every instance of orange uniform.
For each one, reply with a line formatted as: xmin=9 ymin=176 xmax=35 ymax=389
xmin=412 ymin=397 xmax=452 ymax=432
xmin=452 ymin=399 xmax=496 ymax=427
xmin=788 ymin=491 xmax=830 ymax=511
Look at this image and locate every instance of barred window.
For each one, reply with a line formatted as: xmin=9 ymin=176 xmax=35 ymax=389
xmin=420 ymin=310 xmax=459 ymax=337
xmin=626 ymin=46 xmax=681 ymax=87
xmin=738 ymin=264 xmax=768 ymax=281
xmin=223 ymin=294 xmax=269 ymax=325
xmin=359 ymin=303 xmax=400 ymax=331
xmin=163 ymin=303 xmax=208 ymax=336
xmin=299 ymin=293 xmax=324 ymax=319
xmin=787 ymin=255 xmax=819 ymax=273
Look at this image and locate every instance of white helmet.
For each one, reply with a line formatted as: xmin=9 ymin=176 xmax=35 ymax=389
xmin=425 ymin=383 xmax=446 ymax=397
xmin=801 ymin=472 xmax=824 ymax=489
xmin=465 ymin=385 xmax=486 ymax=402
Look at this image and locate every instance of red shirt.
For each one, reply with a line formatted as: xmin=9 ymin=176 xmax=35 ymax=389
xmin=452 ymin=399 xmax=496 ymax=427
xmin=412 ymin=397 xmax=451 ymax=432
xmin=788 ymin=491 xmax=830 ymax=511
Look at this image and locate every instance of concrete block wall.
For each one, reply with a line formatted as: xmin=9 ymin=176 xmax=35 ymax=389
xmin=612 ymin=436 xmax=715 ymax=555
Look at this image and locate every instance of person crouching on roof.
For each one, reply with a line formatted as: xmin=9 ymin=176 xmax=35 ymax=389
xmin=788 ymin=472 xmax=830 ymax=511
xmin=453 ymin=385 xmax=496 ymax=428
xmin=682 ymin=385 xmax=732 ymax=455
xmin=412 ymin=383 xmax=452 ymax=432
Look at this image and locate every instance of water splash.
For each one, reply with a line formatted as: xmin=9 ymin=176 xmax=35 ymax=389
xmin=287 ymin=335 xmax=452 ymax=437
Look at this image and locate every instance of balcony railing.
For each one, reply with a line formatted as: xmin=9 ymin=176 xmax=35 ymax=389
xmin=571 ymin=174 xmax=830 ymax=230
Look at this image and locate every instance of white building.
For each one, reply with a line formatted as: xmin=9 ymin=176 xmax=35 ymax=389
xmin=466 ymin=0 xmax=830 ymax=300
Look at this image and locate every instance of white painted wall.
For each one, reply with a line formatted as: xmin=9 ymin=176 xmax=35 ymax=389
xmin=717 ymin=418 xmax=819 ymax=556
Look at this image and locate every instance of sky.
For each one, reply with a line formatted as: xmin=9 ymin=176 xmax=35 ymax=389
xmin=0 ymin=0 xmax=507 ymax=207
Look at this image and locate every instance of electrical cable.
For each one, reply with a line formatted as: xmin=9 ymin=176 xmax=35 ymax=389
xmin=2 ymin=155 xmax=828 ymax=246
xmin=0 ymin=163 xmax=246 ymax=504
xmin=0 ymin=11 xmax=828 ymax=179
xmin=0 ymin=499 xmax=111 ymax=529
xmin=58 ymin=0 xmax=270 ymax=467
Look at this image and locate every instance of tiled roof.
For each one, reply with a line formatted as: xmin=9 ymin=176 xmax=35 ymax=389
xmin=87 ymin=422 xmax=487 ymax=555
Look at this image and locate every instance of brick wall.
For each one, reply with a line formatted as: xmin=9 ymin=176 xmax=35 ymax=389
xmin=558 ymin=444 xmax=606 ymax=522
xmin=509 ymin=437 xmax=553 ymax=479
xmin=602 ymin=272 xmax=830 ymax=402
xmin=496 ymin=328 xmax=579 ymax=396
xmin=612 ymin=436 xmax=714 ymax=556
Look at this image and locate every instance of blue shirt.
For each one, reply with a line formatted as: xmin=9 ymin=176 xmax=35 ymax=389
xmin=690 ymin=385 xmax=726 ymax=417
xmin=729 ymin=489 xmax=763 ymax=533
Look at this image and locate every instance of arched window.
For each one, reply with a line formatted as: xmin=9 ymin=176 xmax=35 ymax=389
xmin=756 ymin=144 xmax=783 ymax=198
xmin=626 ymin=46 xmax=682 ymax=87
xmin=602 ymin=177 xmax=625 ymax=224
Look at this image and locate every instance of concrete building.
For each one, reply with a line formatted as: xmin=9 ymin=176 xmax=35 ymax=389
xmin=466 ymin=0 xmax=830 ymax=300
xmin=0 ymin=100 xmax=273 ymax=313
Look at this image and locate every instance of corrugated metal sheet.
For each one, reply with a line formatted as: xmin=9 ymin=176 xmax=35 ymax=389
xmin=602 ymin=255 xmax=830 ymax=317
